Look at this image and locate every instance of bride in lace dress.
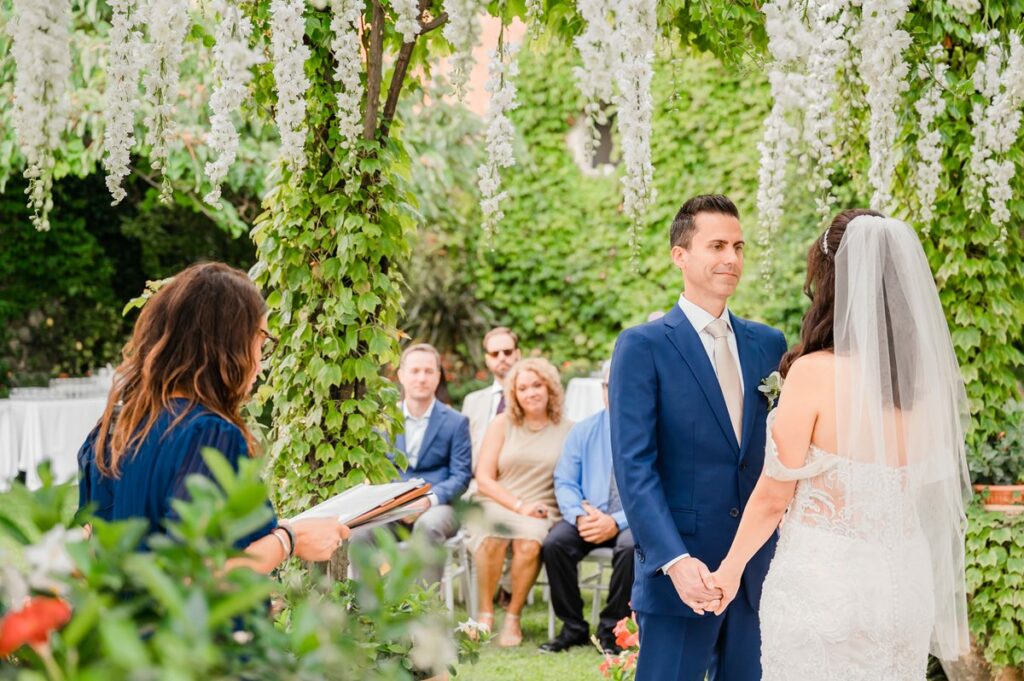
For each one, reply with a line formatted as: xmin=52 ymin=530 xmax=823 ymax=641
xmin=711 ymin=210 xmax=972 ymax=680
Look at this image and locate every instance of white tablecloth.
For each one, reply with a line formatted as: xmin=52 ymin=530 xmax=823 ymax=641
xmin=0 ymin=397 xmax=107 ymax=490
xmin=564 ymin=377 xmax=605 ymax=423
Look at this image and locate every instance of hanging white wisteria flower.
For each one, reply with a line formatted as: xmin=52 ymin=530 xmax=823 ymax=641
xmin=329 ymin=0 xmax=364 ymax=151
xmin=204 ymin=0 xmax=264 ymax=206
xmin=269 ymin=0 xmax=312 ymax=174
xmin=756 ymin=0 xmax=813 ymax=236
xmin=6 ymin=0 xmax=72 ymax=231
xmin=856 ymin=0 xmax=912 ymax=211
xmin=913 ymin=45 xmax=948 ymax=226
xmin=477 ymin=40 xmax=520 ymax=238
xmin=392 ymin=0 xmax=422 ymax=44
xmin=802 ymin=0 xmax=853 ymax=221
xmin=947 ymin=0 xmax=980 ymax=16
xmin=525 ymin=0 xmax=543 ymax=29
xmin=141 ymin=0 xmax=191 ymax=202
xmin=102 ymin=0 xmax=145 ymax=205
xmin=966 ymin=31 xmax=1024 ymax=232
xmin=572 ymin=0 xmax=617 ymax=168
xmin=612 ymin=0 xmax=657 ymax=233
xmin=441 ymin=0 xmax=481 ymax=98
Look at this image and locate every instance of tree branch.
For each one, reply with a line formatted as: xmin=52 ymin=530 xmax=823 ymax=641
xmin=380 ymin=2 xmax=447 ymax=140
xmin=362 ymin=0 xmax=385 ymax=141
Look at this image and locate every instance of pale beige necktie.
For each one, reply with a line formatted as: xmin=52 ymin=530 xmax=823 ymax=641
xmin=705 ymin=318 xmax=743 ymax=442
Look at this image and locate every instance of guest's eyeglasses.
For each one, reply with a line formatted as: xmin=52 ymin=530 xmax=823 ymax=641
xmin=486 ymin=348 xmax=517 ymax=359
xmin=259 ymin=329 xmax=278 ymax=357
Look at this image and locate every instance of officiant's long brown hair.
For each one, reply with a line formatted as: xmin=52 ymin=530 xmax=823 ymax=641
xmin=779 ymin=208 xmax=883 ymax=378
xmin=94 ymin=262 xmax=264 ymax=477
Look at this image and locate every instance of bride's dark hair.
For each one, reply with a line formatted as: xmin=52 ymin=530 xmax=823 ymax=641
xmin=779 ymin=208 xmax=884 ymax=378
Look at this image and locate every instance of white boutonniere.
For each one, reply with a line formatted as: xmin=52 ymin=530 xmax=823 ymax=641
xmin=757 ymin=371 xmax=783 ymax=408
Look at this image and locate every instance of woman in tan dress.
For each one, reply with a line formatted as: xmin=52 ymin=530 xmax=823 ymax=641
xmin=471 ymin=357 xmax=574 ymax=646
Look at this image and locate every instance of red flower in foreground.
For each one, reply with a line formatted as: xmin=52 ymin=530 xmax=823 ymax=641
xmin=613 ymin=615 xmax=639 ymax=650
xmin=599 ymin=657 xmax=613 ymax=678
xmin=0 ymin=597 xmax=72 ymax=656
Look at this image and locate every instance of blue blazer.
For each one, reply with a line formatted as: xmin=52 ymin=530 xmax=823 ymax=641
xmin=609 ymin=304 xmax=787 ymax=618
xmin=393 ymin=402 xmax=472 ymax=506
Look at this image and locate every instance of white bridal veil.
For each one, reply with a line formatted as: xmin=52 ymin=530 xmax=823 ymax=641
xmin=832 ymin=214 xmax=972 ymax=660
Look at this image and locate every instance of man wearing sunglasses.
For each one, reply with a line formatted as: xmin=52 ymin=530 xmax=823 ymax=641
xmin=462 ymin=327 xmax=522 ymax=462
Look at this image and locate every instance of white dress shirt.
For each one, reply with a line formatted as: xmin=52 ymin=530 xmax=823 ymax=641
xmin=662 ymin=294 xmax=746 ymax=574
xmin=488 ymin=380 xmax=505 ymax=420
xmin=402 ymin=399 xmax=440 ymax=507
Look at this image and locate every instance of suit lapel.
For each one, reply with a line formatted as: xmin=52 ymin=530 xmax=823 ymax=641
xmin=732 ymin=315 xmax=762 ymax=461
xmin=663 ymin=306 xmax=739 ymax=451
xmin=415 ymin=404 xmax=445 ymax=469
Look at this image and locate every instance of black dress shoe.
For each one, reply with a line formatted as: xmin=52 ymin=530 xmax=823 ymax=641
xmin=538 ymin=631 xmax=590 ymax=653
xmin=598 ymin=637 xmax=623 ymax=655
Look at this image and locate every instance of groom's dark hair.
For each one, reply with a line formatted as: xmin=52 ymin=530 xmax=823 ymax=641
xmin=670 ymin=194 xmax=739 ymax=249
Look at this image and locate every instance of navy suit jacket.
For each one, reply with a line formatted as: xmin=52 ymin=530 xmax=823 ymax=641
xmin=609 ymin=304 xmax=787 ymax=618
xmin=393 ymin=402 xmax=472 ymax=506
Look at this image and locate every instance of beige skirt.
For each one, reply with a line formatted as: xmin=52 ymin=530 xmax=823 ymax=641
xmin=466 ymin=498 xmax=557 ymax=552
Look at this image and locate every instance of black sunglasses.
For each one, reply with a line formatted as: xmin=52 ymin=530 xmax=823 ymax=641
xmin=486 ymin=348 xmax=517 ymax=359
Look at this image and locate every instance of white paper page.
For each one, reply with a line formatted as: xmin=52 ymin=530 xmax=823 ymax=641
xmin=291 ymin=479 xmax=426 ymax=523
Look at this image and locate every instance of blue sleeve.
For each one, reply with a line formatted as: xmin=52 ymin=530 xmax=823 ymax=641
xmin=431 ymin=413 xmax=473 ymax=505
xmin=554 ymin=422 xmax=587 ymax=525
xmin=610 ymin=329 xmax=688 ymax=576
xmin=169 ymin=418 xmax=277 ymax=550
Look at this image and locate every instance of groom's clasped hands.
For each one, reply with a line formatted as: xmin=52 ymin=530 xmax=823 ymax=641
xmin=667 ymin=557 xmax=742 ymax=616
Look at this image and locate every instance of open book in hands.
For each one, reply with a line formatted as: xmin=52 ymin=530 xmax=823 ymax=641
xmin=290 ymin=479 xmax=432 ymax=529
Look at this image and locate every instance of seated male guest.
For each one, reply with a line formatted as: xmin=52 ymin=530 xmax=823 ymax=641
xmin=351 ymin=343 xmax=472 ymax=584
xmin=540 ymin=361 xmax=634 ymax=654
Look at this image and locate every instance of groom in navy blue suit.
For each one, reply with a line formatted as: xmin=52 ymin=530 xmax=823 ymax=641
xmin=610 ymin=195 xmax=787 ymax=681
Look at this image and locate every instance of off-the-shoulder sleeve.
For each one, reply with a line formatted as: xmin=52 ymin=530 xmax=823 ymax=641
xmin=169 ymin=416 xmax=277 ymax=549
xmin=763 ymin=410 xmax=839 ymax=482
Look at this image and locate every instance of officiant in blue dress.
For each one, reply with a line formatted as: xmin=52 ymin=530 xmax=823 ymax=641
xmin=77 ymin=262 xmax=348 ymax=574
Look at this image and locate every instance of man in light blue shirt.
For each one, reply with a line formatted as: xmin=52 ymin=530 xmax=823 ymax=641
xmin=540 ymin=361 xmax=634 ymax=654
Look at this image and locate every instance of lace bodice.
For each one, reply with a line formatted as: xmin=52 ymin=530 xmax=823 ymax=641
xmin=762 ymin=411 xmax=922 ymax=545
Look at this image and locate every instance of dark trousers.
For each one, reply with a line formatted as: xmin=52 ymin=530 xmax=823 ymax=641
xmin=634 ymin=590 xmax=762 ymax=681
xmin=541 ymin=519 xmax=634 ymax=640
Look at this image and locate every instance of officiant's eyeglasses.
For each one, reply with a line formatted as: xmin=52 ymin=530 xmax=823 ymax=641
xmin=486 ymin=349 xmax=516 ymax=358
xmin=259 ymin=329 xmax=278 ymax=357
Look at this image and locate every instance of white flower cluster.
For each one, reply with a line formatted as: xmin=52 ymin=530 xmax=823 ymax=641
xmin=442 ymin=0 xmax=481 ymax=98
xmin=329 ymin=0 xmax=365 ymax=152
xmin=803 ymin=0 xmax=853 ymax=220
xmin=913 ymin=45 xmax=948 ymax=226
xmin=946 ymin=0 xmax=980 ymax=15
xmin=572 ymin=0 xmax=617 ymax=168
xmin=757 ymin=0 xmax=812 ymax=235
xmin=392 ymin=0 xmax=422 ymax=43
xmin=966 ymin=31 xmax=1024 ymax=230
xmin=525 ymin=0 xmax=543 ymax=28
xmin=477 ymin=41 xmax=520 ymax=238
xmin=103 ymin=0 xmax=145 ymax=205
xmin=270 ymin=0 xmax=312 ymax=175
xmin=6 ymin=0 xmax=72 ymax=231
xmin=612 ymin=0 xmax=657 ymax=227
xmin=856 ymin=0 xmax=912 ymax=211
xmin=204 ymin=0 xmax=264 ymax=205
xmin=141 ymin=0 xmax=191 ymax=202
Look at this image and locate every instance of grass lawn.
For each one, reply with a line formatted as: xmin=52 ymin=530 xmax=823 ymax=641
xmin=450 ymin=599 xmax=607 ymax=681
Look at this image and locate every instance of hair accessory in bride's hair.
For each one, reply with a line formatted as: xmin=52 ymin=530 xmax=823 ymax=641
xmin=821 ymin=227 xmax=831 ymax=257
